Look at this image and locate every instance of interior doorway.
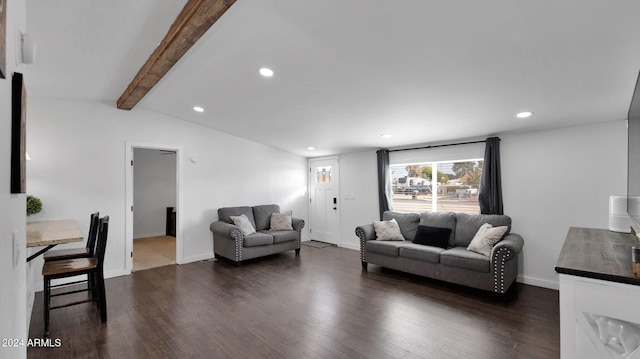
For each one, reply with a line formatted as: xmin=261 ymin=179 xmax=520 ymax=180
xmin=308 ymin=156 xmax=340 ymax=245
xmin=132 ymin=148 xmax=177 ymax=271
xmin=125 ymin=143 xmax=183 ymax=274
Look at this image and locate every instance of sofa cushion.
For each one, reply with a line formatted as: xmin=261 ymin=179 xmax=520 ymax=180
xmin=366 ymin=240 xmax=408 ymax=257
xmin=440 ymin=247 xmax=490 ymax=273
xmin=253 ymin=204 xmax=281 ymax=231
xmin=261 ymin=230 xmax=298 ymax=244
xmin=454 ymin=213 xmax=511 ymax=247
xmin=230 ymin=214 xmax=256 ymax=236
xmin=270 ymin=211 xmax=293 ymax=231
xmin=373 ymin=218 xmax=404 ymax=241
xmin=399 ymin=243 xmax=445 ymax=264
xmin=243 ymin=232 xmax=274 ymax=247
xmin=412 ymin=225 xmax=452 ymax=249
xmin=383 ymin=211 xmax=420 ymax=240
xmin=467 ymin=224 xmax=509 ymax=257
xmin=419 ymin=212 xmax=457 ymax=247
xmin=219 ymin=206 xmax=256 ymax=228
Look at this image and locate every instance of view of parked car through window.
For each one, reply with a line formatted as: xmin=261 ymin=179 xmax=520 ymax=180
xmin=390 ymin=160 xmax=483 ymax=214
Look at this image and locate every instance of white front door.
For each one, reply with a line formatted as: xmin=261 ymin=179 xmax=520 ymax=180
xmin=309 ymin=156 xmax=340 ymax=245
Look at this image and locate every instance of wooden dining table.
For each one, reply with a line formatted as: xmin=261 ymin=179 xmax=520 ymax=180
xmin=26 ymin=219 xmax=84 ymax=262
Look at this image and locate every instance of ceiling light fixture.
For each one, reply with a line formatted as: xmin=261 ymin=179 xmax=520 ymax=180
xmin=307 ymin=147 xmax=315 ymax=151
xmin=516 ymin=111 xmax=533 ymax=118
xmin=259 ymin=67 xmax=274 ymax=77
xmin=193 ymin=106 xmax=204 ymax=112
xmin=381 ymin=134 xmax=392 ymax=138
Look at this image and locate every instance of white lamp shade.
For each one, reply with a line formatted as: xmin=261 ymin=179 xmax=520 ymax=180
xmin=609 ymin=195 xmax=631 ymax=233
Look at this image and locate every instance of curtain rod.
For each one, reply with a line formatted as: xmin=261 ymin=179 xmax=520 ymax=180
xmin=387 ymin=138 xmax=498 ymax=153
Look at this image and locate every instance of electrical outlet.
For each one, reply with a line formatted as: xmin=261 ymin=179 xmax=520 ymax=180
xmin=12 ymin=231 xmax=20 ymax=268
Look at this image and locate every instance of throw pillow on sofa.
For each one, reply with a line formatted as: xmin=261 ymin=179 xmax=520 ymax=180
xmin=270 ymin=211 xmax=293 ymax=231
xmin=412 ymin=225 xmax=452 ymax=248
xmin=373 ymin=218 xmax=404 ymax=241
xmin=230 ymin=214 xmax=256 ymax=236
xmin=467 ymin=223 xmax=508 ymax=257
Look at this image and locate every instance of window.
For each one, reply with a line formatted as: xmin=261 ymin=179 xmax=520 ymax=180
xmin=390 ymin=159 xmax=483 ymax=214
xmin=388 ymin=141 xmax=485 ymax=214
xmin=314 ymin=166 xmax=333 ymax=183
xmin=391 ymin=160 xmax=483 ymax=214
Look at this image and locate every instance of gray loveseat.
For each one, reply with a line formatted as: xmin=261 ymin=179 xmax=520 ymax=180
xmin=210 ymin=204 xmax=305 ymax=265
xmin=356 ymin=211 xmax=524 ymax=294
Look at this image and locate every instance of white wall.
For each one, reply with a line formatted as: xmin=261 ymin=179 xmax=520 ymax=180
xmin=501 ymin=120 xmax=627 ymax=289
xmin=0 ymin=0 xmax=28 ymax=358
xmin=338 ymin=151 xmax=379 ymax=250
xmin=26 ymin=99 xmax=309 ymax=292
xmin=133 ymin=148 xmax=176 ymax=239
xmin=336 ymin=120 xmax=628 ymax=289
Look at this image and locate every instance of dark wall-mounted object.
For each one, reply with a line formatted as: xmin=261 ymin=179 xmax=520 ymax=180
xmin=11 ymin=72 xmax=26 ymax=193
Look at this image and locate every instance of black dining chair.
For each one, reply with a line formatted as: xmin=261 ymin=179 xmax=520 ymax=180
xmin=42 ymin=216 xmax=109 ymax=337
xmin=43 ymin=211 xmax=100 ymax=261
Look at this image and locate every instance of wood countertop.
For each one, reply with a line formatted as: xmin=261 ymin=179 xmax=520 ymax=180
xmin=555 ymin=227 xmax=640 ymax=286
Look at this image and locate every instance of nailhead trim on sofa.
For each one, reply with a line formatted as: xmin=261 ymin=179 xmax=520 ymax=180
xmin=493 ymin=247 xmax=511 ymax=293
xmin=231 ymin=229 xmax=243 ymax=262
xmin=295 ymin=220 xmax=305 ymax=251
xmin=355 ymin=227 xmax=367 ymax=263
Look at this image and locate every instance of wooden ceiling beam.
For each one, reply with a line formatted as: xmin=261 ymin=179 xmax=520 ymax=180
xmin=117 ymin=0 xmax=236 ymax=110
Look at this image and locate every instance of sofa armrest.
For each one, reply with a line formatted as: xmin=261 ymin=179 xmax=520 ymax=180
xmin=292 ymin=218 xmax=305 ymax=231
xmin=210 ymin=221 xmax=242 ymax=240
xmin=490 ymin=233 xmax=524 ymax=293
xmin=355 ymin=224 xmax=376 ymax=241
xmin=492 ymin=233 xmax=524 ymax=262
xmin=355 ymin=224 xmax=377 ymax=265
xmin=210 ymin=221 xmax=244 ymax=263
xmin=291 ymin=218 xmax=305 ymax=249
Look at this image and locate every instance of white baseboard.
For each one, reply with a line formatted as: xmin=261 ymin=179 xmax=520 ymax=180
xmin=105 ymin=269 xmax=129 ymax=279
xmin=180 ymin=252 xmax=214 ymax=264
xmin=517 ymin=274 xmax=559 ymax=290
xmin=133 ymin=232 xmax=167 ymax=239
xmin=338 ymin=242 xmax=360 ymax=251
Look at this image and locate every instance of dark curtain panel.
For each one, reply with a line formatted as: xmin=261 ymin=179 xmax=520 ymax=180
xmin=479 ymin=137 xmax=503 ymax=215
xmin=376 ymin=149 xmax=392 ymax=220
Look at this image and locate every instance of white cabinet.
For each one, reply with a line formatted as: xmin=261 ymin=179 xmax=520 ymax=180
xmin=559 ymin=274 xmax=640 ymax=358
xmin=556 ymin=227 xmax=640 ymax=359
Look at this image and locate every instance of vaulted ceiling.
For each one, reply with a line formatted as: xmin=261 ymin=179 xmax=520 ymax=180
xmin=26 ymin=0 xmax=640 ymax=157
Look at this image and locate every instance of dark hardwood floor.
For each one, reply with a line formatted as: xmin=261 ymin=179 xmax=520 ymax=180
xmin=28 ymin=246 xmax=559 ymax=358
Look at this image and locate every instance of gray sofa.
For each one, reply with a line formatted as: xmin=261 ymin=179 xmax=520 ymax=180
xmin=210 ymin=204 xmax=305 ymax=265
xmin=356 ymin=211 xmax=524 ymax=294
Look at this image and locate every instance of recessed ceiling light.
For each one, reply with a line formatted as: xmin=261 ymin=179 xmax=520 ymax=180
xmin=307 ymin=147 xmax=315 ymax=151
xmin=516 ymin=111 xmax=533 ymax=118
xmin=193 ymin=106 xmax=204 ymax=113
xmin=381 ymin=134 xmax=392 ymax=138
xmin=259 ymin=68 xmax=274 ymax=77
